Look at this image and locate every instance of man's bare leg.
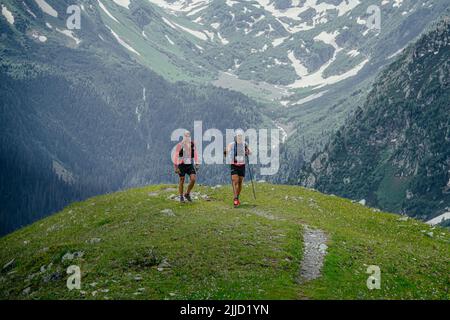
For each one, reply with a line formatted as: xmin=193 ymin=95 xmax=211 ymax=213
xmin=186 ymin=174 xmax=196 ymax=195
xmin=237 ymin=176 xmax=244 ymax=198
xmin=178 ymin=176 xmax=185 ymax=196
xmin=232 ymin=175 xmax=240 ymax=199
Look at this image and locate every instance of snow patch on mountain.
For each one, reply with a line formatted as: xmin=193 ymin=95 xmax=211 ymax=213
xmin=287 ymin=51 xmax=309 ymax=77
xmin=34 ymin=0 xmax=58 ymax=17
xmin=176 ymin=23 xmax=208 ymax=41
xmin=204 ymin=29 xmax=214 ymax=39
xmin=1 ymin=4 xmax=14 ymax=25
xmin=226 ymin=0 xmax=239 ymax=7
xmin=356 ymin=17 xmax=366 ymax=25
xmin=22 ymin=1 xmax=37 ymax=19
xmin=293 ymin=90 xmax=329 ymax=106
xmin=107 ymin=26 xmax=141 ymax=56
xmin=426 ymin=211 xmax=450 ymax=226
xmin=393 ymin=0 xmax=404 ymax=8
xmin=56 ymin=28 xmax=81 ymax=45
xmin=347 ymin=49 xmax=360 ymax=57
xmin=112 ymin=0 xmax=131 ymax=9
xmin=388 ymin=47 xmax=405 ymax=59
xmin=148 ymin=0 xmax=211 ymax=13
xmin=272 ymin=36 xmax=288 ymax=47
xmin=89 ymin=0 xmax=428 ymax=106
xmin=314 ymin=31 xmax=340 ymax=50
xmin=254 ymin=30 xmax=265 ymax=37
xmin=162 ymin=17 xmax=208 ymax=41
xmin=381 ymin=0 xmax=404 ymax=8
xmin=31 ymin=31 xmax=48 ymax=43
xmin=98 ymin=0 xmax=120 ymax=23
xmin=289 ymin=57 xmax=368 ymax=89
xmin=162 ymin=17 xmax=177 ymax=29
xmin=217 ymin=32 xmax=229 ymax=45
xmin=273 ymin=58 xmax=287 ymax=66
xmin=186 ymin=3 xmax=209 ymax=16
xmin=240 ymin=0 xmax=362 ymax=34
xmin=336 ymin=0 xmax=361 ymax=16
xmin=288 ymin=30 xmax=369 ymax=88
xmin=256 ymin=0 xmax=360 ymax=21
xmin=165 ymin=34 xmax=175 ymax=45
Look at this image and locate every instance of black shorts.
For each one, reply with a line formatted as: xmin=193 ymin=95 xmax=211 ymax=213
xmin=231 ymin=164 xmax=245 ymax=177
xmin=178 ymin=164 xmax=196 ymax=177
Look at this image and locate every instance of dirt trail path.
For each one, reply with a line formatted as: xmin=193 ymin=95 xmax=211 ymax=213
xmin=298 ymin=225 xmax=328 ymax=283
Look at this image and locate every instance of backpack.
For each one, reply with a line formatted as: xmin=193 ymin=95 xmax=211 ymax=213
xmin=179 ymin=141 xmax=195 ymax=159
xmin=233 ymin=141 xmax=248 ymax=164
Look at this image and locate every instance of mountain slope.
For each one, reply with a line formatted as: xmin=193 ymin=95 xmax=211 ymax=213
xmin=1 ymin=0 xmax=449 ymax=235
xmin=298 ymin=17 xmax=450 ymax=221
xmin=0 ymin=0 xmax=268 ymax=235
xmin=0 ymin=184 xmax=449 ymax=300
xmin=0 ymin=51 xmax=265 ymax=235
xmin=3 ymin=0 xmax=448 ymax=106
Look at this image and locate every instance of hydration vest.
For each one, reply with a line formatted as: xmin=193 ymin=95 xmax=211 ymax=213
xmin=179 ymin=141 xmax=195 ymax=164
xmin=232 ymin=142 xmax=248 ymax=165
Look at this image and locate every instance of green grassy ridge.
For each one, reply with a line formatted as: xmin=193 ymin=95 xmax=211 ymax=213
xmin=0 ymin=184 xmax=448 ymax=300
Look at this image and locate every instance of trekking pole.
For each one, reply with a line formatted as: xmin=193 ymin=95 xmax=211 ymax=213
xmin=246 ymin=155 xmax=256 ymax=200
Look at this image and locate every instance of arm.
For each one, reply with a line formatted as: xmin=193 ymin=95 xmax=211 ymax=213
xmin=193 ymin=142 xmax=199 ymax=166
xmin=173 ymin=143 xmax=181 ymax=171
xmin=225 ymin=143 xmax=234 ymax=157
xmin=245 ymin=145 xmax=252 ymax=156
xmin=224 ymin=143 xmax=232 ymax=164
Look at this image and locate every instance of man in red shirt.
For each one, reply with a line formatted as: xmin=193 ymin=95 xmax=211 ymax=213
xmin=173 ymin=131 xmax=199 ymax=203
